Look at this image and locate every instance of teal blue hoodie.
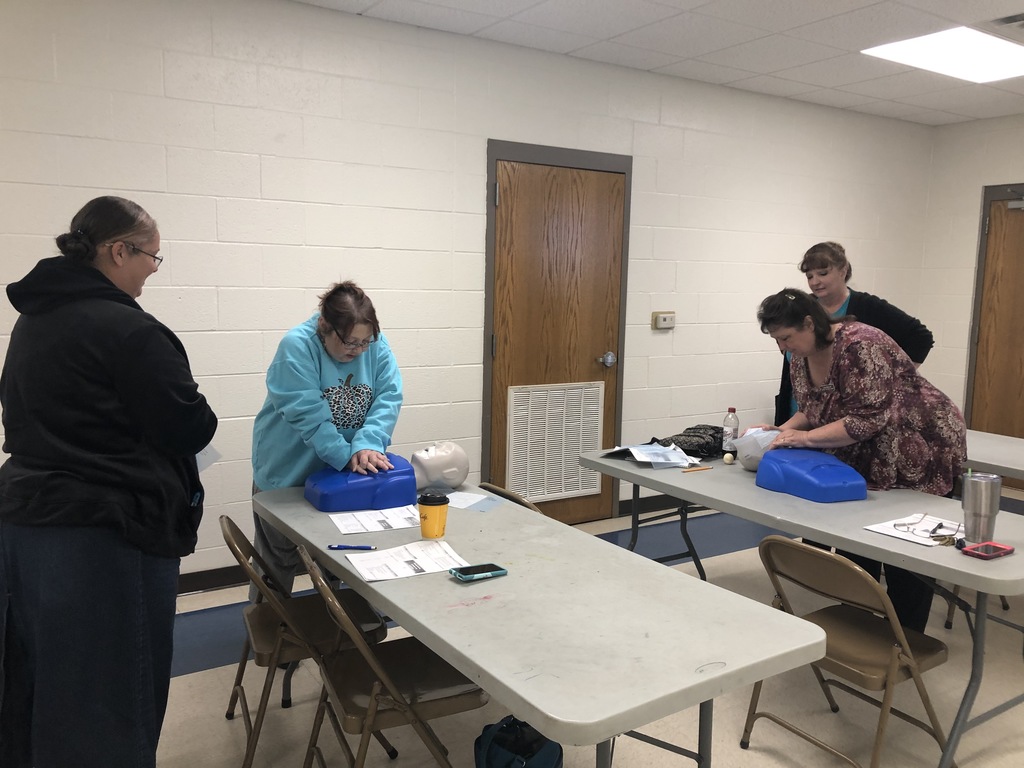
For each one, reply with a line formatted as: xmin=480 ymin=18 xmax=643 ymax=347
xmin=252 ymin=315 xmax=402 ymax=489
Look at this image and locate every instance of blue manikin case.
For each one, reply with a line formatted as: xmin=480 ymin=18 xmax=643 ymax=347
xmin=755 ymin=448 xmax=867 ymax=503
xmin=304 ymin=453 xmax=417 ymax=512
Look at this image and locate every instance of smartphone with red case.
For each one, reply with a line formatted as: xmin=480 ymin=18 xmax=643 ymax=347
xmin=961 ymin=541 xmax=1015 ymax=560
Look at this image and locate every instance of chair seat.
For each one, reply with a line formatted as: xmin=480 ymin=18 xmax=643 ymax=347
xmin=804 ymin=604 xmax=948 ymax=691
xmin=244 ymin=589 xmax=387 ymax=666
xmin=322 ymin=636 xmax=489 ymax=734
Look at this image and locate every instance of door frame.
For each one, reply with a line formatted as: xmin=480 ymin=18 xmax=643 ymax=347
xmin=482 ymin=139 xmax=632 ymax=514
xmin=964 ymin=183 xmax=1024 ymax=424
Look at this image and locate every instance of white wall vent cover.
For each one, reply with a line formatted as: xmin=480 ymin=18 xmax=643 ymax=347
xmin=506 ymin=381 xmax=603 ymax=503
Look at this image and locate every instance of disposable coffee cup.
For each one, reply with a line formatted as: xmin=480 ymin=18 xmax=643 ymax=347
xmin=418 ymin=492 xmax=449 ymax=539
xmin=962 ymin=472 xmax=1001 ymax=543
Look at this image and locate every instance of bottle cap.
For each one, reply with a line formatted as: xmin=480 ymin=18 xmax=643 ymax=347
xmin=727 ymin=407 xmax=736 ymax=412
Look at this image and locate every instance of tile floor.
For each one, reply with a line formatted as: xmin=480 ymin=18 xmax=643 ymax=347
xmin=160 ymin=508 xmax=1024 ymax=768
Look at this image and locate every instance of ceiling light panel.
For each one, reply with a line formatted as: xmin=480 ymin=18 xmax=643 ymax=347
xmin=863 ymin=27 xmax=1024 ymax=83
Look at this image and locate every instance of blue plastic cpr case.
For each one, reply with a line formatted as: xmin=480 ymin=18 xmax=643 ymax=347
xmin=755 ymin=448 xmax=867 ymax=503
xmin=304 ymin=453 xmax=418 ymax=512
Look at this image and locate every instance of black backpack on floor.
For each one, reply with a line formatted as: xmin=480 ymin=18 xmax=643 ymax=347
xmin=474 ymin=715 xmax=563 ymax=768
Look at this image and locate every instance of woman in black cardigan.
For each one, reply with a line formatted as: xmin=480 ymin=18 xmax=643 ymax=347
xmin=774 ymin=241 xmax=934 ymax=426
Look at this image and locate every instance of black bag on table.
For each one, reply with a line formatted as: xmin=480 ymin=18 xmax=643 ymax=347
xmin=474 ymin=715 xmax=563 ymax=768
xmin=654 ymin=424 xmax=724 ymax=458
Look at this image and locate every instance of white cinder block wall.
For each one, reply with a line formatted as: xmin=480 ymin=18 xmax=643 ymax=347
xmin=0 ymin=0 xmax=1016 ymax=574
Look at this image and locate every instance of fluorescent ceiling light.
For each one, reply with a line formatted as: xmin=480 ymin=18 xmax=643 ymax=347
xmin=863 ymin=27 xmax=1024 ymax=83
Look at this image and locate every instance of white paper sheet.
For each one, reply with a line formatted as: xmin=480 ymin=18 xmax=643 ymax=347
xmin=448 ymin=491 xmax=486 ymax=508
xmin=604 ymin=443 xmax=700 ymax=468
xmin=329 ymin=505 xmax=420 ymax=534
xmin=345 ymin=540 xmax=469 ymax=581
xmin=196 ymin=444 xmax=222 ymax=473
xmin=864 ymin=514 xmax=961 ymax=547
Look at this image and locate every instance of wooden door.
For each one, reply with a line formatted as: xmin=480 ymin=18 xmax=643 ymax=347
xmin=487 ymin=156 xmax=627 ymax=524
xmin=969 ymin=197 xmax=1024 ymax=488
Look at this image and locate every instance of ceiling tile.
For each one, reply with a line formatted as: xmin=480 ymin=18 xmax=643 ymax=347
xmin=697 ymin=34 xmax=847 ymax=74
xmin=572 ymin=41 xmax=683 ymax=71
xmin=788 ymin=1 xmax=955 ymax=50
xmin=773 ymin=52 xmax=911 ymax=87
xmin=839 ymin=69 xmax=965 ymax=100
xmin=613 ymin=11 xmax=767 ymax=58
xmin=726 ymin=74 xmax=821 ymax=97
xmin=415 ymin=0 xmax=537 ymax=12
xmin=652 ymin=58 xmax=757 ymax=84
xmin=790 ymin=88 xmax=880 ymax=108
xmin=363 ymin=0 xmax=501 ymax=35
xmin=895 ymin=0 xmax=1024 ymax=25
xmin=692 ymin=0 xmax=879 ymax=33
xmin=477 ymin=20 xmax=598 ymax=54
xmin=848 ymin=100 xmax=971 ymax=124
xmin=512 ymin=0 xmax=683 ymax=39
xmin=899 ymin=84 xmax=1024 ymax=118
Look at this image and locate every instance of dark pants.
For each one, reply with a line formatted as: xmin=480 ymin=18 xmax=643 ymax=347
xmin=804 ymin=539 xmax=934 ymax=633
xmin=0 ymin=522 xmax=179 ymax=768
xmin=841 ymin=552 xmax=935 ymax=633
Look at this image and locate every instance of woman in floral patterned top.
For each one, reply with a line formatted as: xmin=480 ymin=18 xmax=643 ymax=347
xmin=754 ymin=288 xmax=967 ymax=631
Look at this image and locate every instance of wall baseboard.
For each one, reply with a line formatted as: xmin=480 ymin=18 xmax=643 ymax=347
xmin=178 ymin=565 xmax=245 ymax=595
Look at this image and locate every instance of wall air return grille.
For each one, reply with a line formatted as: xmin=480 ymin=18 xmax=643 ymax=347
xmin=506 ymin=381 xmax=603 ymax=503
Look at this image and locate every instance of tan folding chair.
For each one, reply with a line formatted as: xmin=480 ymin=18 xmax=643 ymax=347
xmin=297 ymin=545 xmax=490 ymax=768
xmin=740 ymin=535 xmax=950 ymax=768
xmin=478 ymin=481 xmax=543 ymax=513
xmin=219 ymin=516 xmax=392 ymax=768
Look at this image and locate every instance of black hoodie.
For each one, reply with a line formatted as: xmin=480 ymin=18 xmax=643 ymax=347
xmin=0 ymin=256 xmax=218 ymax=557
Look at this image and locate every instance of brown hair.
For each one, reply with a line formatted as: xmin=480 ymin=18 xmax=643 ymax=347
xmin=318 ymin=281 xmax=380 ymax=340
xmin=798 ymin=241 xmax=851 ymax=282
xmin=757 ymin=288 xmax=834 ymax=350
xmin=55 ymin=196 xmax=157 ymax=265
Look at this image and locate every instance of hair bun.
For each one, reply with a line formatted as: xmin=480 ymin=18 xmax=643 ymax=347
xmin=56 ymin=230 xmax=95 ymax=263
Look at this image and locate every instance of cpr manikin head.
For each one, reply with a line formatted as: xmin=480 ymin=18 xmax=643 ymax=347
xmin=412 ymin=441 xmax=469 ymax=491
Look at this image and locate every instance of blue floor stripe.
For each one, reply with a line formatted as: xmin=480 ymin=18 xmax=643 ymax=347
xmin=595 ymin=511 xmax=790 ymax=565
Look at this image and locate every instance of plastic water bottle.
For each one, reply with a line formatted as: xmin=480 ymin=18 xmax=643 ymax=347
xmin=722 ymin=407 xmax=739 ymax=454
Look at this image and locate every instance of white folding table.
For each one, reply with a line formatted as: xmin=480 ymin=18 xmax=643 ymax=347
xmin=254 ymin=486 xmax=825 ymax=767
xmin=965 ymin=429 xmax=1024 ymax=481
xmin=579 ymin=450 xmax=1024 ymax=768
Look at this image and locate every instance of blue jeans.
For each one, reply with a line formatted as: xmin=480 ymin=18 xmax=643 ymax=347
xmin=0 ymin=522 xmax=179 ymax=768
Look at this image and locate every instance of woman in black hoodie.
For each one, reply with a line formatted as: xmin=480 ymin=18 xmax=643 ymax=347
xmin=0 ymin=196 xmax=218 ymax=767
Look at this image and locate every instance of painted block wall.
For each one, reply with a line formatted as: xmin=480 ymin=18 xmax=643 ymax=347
xmin=0 ymin=0 xmax=1003 ymax=573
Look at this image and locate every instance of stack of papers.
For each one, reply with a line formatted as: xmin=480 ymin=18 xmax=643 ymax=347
xmin=327 ymin=491 xmax=490 ymax=535
xmin=604 ymin=443 xmax=701 ymax=469
xmin=345 ymin=541 xmax=469 ymax=581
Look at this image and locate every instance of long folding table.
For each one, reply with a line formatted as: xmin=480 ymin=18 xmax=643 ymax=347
xmin=965 ymin=429 xmax=1024 ymax=481
xmin=579 ymin=450 xmax=1024 ymax=768
xmin=254 ymin=486 xmax=825 ymax=767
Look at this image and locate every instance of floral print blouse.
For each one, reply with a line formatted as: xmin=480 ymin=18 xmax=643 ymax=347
xmin=790 ymin=321 xmax=966 ymax=496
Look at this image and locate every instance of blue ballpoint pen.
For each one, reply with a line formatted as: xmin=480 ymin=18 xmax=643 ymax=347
xmin=327 ymin=544 xmax=377 ymax=551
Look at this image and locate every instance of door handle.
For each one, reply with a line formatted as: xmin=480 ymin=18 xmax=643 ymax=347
xmin=597 ymin=351 xmax=617 ymax=368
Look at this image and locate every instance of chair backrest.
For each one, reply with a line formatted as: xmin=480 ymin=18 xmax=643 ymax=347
xmin=478 ymin=482 xmax=543 ymax=513
xmin=758 ymin=535 xmax=912 ymax=646
xmin=220 ymin=515 xmax=299 ymax=633
xmin=297 ymin=546 xmax=405 ymax=698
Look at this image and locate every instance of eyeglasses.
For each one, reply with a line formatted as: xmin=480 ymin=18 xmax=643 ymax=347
xmin=126 ymin=241 xmax=163 ymax=266
xmin=892 ymin=513 xmax=963 ymax=546
xmin=330 ymin=328 xmax=374 ymax=350
xmin=339 ymin=338 xmax=373 ymax=350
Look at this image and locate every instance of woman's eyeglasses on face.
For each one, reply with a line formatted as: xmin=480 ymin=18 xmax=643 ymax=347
xmin=126 ymin=241 xmax=163 ymax=266
xmin=331 ymin=329 xmax=373 ymax=350
xmin=102 ymin=241 xmax=163 ymax=266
